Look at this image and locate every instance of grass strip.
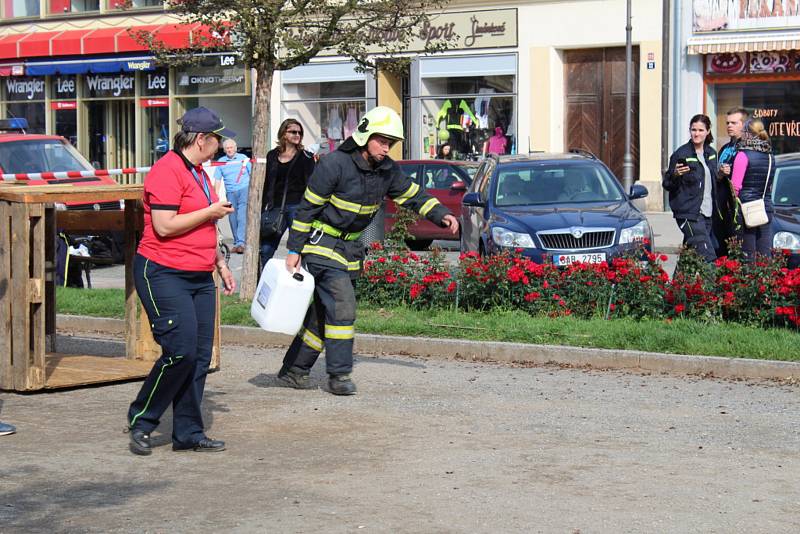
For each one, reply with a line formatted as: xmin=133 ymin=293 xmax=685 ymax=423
xmin=56 ymin=287 xmax=800 ymax=361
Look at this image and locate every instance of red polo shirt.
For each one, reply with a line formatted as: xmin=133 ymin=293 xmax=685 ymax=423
xmin=137 ymin=150 xmax=219 ymax=271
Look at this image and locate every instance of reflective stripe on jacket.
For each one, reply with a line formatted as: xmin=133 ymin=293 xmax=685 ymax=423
xmin=287 ymin=138 xmax=450 ymax=273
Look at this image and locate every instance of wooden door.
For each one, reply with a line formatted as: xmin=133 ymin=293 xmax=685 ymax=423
xmin=564 ymin=47 xmax=639 ymax=181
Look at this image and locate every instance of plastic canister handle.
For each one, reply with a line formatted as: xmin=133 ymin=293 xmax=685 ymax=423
xmin=292 ymin=273 xmax=304 ymax=282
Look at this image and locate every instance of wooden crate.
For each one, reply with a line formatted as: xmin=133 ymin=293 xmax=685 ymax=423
xmin=0 ymin=183 xmax=221 ymax=391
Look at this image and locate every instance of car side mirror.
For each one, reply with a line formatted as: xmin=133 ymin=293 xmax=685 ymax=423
xmin=462 ymin=191 xmax=485 ymax=207
xmin=629 ymin=184 xmax=648 ymax=200
xmin=450 ymin=180 xmax=467 ymax=191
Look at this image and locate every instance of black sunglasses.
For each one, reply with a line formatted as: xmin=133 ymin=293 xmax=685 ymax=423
xmin=286 ymin=129 xmax=303 ymax=135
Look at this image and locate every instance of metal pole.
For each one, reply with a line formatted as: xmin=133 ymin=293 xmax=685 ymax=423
xmin=622 ymin=0 xmax=634 ymax=192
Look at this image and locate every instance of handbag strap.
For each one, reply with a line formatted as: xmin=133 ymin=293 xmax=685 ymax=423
xmin=760 ymin=154 xmax=772 ymax=200
xmin=273 ymin=151 xmax=301 ymax=211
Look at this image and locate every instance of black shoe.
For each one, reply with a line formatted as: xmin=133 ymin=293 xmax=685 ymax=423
xmin=129 ymin=429 xmax=152 ymax=456
xmin=328 ymin=374 xmax=357 ymax=396
xmin=173 ymin=437 xmax=226 ymax=452
xmin=278 ymin=367 xmax=313 ymax=389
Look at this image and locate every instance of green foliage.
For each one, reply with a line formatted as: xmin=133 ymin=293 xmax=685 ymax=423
xmin=384 ymin=206 xmax=421 ymax=250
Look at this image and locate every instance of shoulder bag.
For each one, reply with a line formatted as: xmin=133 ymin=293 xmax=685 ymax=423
xmin=261 ymin=153 xmax=299 ymax=240
xmin=740 ymin=155 xmax=771 ymax=228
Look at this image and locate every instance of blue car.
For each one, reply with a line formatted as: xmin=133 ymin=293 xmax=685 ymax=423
xmin=460 ymin=152 xmax=653 ymax=265
xmin=771 ymin=153 xmax=800 ymax=268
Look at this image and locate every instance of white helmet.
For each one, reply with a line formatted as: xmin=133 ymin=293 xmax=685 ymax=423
xmin=351 ymin=106 xmax=404 ymax=146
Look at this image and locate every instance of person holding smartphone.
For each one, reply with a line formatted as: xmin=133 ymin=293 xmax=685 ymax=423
xmin=126 ymin=106 xmax=236 ymax=456
xmin=662 ymin=114 xmax=719 ymax=262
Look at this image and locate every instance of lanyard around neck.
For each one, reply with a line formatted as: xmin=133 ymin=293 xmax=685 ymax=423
xmin=189 ymin=166 xmax=212 ymax=206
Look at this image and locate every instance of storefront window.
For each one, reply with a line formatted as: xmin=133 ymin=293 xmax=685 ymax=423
xmin=4 ymin=0 xmax=40 ymax=18
xmin=713 ymin=81 xmax=800 ymax=154
xmin=54 ymin=109 xmax=78 ymax=146
xmin=414 ymin=55 xmax=517 ymax=160
xmin=282 ymin=75 xmax=372 ymax=154
xmin=6 ymin=103 xmax=46 ymax=134
xmin=49 ymin=0 xmax=99 ymax=14
xmin=418 ymin=77 xmax=515 ymax=160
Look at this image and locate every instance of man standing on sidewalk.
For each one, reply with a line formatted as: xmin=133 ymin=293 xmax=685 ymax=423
xmin=217 ymin=139 xmax=251 ymax=253
xmin=715 ymin=107 xmax=748 ymax=257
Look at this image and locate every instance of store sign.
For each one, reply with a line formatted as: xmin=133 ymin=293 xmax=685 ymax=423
xmin=693 ymin=0 xmax=800 ymax=32
xmin=125 ymin=59 xmax=155 ymax=71
xmin=143 ymin=70 xmax=168 ymax=96
xmin=4 ymin=76 xmax=45 ymax=101
xmin=751 ymin=108 xmax=800 ymax=139
xmin=317 ymin=8 xmax=517 ymax=55
xmin=51 ymin=101 xmax=77 ymax=110
xmin=141 ymin=98 xmax=169 ymax=108
xmin=175 ymin=55 xmax=247 ymax=96
xmin=706 ymin=52 xmax=798 ymax=75
xmin=84 ymin=74 xmax=135 ymax=98
xmin=53 ymin=76 xmax=77 ymax=99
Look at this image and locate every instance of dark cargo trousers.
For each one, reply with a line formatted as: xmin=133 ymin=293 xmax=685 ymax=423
xmin=127 ymin=254 xmax=216 ymax=448
xmin=677 ymin=216 xmax=717 ymax=263
xmin=281 ymin=262 xmax=356 ymax=377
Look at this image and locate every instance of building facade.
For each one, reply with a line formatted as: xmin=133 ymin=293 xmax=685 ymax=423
xmin=2 ymin=0 xmax=665 ymax=209
xmin=673 ymin=1 xmax=800 ymax=173
xmin=271 ymin=0 xmax=665 ymax=209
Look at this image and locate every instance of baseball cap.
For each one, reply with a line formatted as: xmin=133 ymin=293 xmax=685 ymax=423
xmin=178 ymin=106 xmax=236 ymax=138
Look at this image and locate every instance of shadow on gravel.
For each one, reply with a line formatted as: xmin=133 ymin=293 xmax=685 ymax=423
xmin=0 ymin=475 xmax=170 ymax=531
xmin=355 ymin=356 xmax=427 ymax=369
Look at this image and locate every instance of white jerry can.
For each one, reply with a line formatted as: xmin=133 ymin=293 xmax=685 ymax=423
xmin=251 ymin=258 xmax=315 ymax=335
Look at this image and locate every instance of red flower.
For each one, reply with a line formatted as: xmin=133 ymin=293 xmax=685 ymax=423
xmin=409 ymin=283 xmax=425 ymax=300
xmin=377 ymin=257 xmax=386 ymax=263
xmin=524 ymin=291 xmax=541 ymax=302
xmin=659 ymin=254 xmax=668 ymax=262
xmin=370 ymin=242 xmax=384 ymax=251
xmin=447 ymin=281 xmax=457 ymax=293
xmin=674 ymin=304 xmax=685 ymax=314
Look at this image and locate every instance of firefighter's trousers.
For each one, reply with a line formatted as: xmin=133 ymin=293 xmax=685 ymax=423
xmin=281 ymin=262 xmax=356 ymax=376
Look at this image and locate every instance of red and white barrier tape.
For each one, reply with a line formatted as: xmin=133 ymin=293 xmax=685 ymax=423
xmin=2 ymin=158 xmax=255 ymax=181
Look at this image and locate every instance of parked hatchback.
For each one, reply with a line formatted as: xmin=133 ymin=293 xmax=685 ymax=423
xmin=385 ymin=159 xmax=478 ymax=249
xmin=461 ymin=153 xmax=653 ymax=265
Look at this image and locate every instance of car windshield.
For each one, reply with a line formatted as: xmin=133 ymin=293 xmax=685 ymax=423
xmin=0 ymin=139 xmax=93 ymax=174
xmin=494 ymin=163 xmax=624 ymax=206
xmin=773 ymin=164 xmax=800 ymax=206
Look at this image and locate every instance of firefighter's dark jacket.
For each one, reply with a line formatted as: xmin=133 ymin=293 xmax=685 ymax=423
xmin=286 ymin=138 xmax=450 ymax=273
xmin=662 ymin=141 xmax=718 ymax=221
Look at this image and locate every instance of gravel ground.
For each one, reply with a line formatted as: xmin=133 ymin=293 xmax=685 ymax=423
xmin=1 ymin=335 xmax=798 ymax=533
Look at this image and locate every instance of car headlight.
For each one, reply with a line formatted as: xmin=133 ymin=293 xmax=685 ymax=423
xmin=774 ymin=231 xmax=800 ymax=251
xmin=619 ymin=220 xmax=650 ymax=244
xmin=491 ymin=227 xmax=535 ymax=248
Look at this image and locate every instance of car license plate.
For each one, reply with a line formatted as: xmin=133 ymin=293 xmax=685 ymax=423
xmin=554 ymin=252 xmax=607 ymax=266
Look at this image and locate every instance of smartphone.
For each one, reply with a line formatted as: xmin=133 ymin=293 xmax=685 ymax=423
xmin=223 ymin=202 xmax=233 ymax=207
xmin=676 ymin=158 xmax=687 ymax=166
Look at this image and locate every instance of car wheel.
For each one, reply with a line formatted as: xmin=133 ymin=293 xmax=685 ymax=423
xmin=406 ymin=239 xmax=433 ymax=251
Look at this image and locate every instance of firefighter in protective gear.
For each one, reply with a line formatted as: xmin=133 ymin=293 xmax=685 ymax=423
xmin=279 ymin=106 xmax=459 ymax=395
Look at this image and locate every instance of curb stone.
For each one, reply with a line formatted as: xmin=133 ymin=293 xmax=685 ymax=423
xmin=57 ymin=314 xmax=800 ymax=381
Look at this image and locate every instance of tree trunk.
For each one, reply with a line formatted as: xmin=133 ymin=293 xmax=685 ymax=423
xmin=240 ymin=66 xmax=274 ymax=301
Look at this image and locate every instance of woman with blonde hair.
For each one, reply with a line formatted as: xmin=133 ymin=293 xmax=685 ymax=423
xmin=259 ymin=118 xmax=315 ymax=267
xmin=730 ymin=118 xmax=775 ymax=259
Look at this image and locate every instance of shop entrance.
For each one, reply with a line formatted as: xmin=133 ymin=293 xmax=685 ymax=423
xmin=87 ymin=100 xmax=136 ymax=175
xmin=564 ymin=47 xmax=640 ymax=181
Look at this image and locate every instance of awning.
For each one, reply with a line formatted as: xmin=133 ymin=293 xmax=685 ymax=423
xmin=0 ymin=23 xmax=203 ymax=60
xmin=25 ymin=55 xmax=157 ymax=75
xmin=687 ymin=31 xmax=800 ymax=54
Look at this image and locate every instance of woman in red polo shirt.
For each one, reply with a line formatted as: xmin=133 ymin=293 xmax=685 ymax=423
xmin=127 ymin=107 xmax=236 ymax=456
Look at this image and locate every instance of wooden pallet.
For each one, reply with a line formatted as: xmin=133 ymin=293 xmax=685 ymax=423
xmin=45 ymin=353 xmax=153 ymax=389
xmin=0 ymin=184 xmax=221 ymax=392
